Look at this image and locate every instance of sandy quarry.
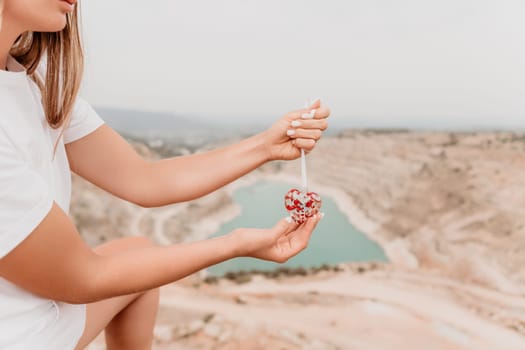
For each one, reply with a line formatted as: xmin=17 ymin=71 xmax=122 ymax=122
xmin=77 ymin=131 xmax=525 ymax=349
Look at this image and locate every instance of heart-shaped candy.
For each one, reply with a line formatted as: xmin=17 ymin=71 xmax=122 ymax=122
xmin=284 ymin=188 xmax=322 ymax=224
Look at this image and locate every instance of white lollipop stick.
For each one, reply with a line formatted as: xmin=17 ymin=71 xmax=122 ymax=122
xmin=301 ymin=149 xmax=308 ymax=191
xmin=301 ymin=99 xmax=312 ymax=191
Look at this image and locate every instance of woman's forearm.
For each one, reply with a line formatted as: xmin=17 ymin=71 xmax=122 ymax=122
xmin=143 ymin=132 xmax=269 ymax=206
xmin=88 ymin=233 xmax=239 ymax=302
xmin=0 ymin=203 xmax=244 ymax=305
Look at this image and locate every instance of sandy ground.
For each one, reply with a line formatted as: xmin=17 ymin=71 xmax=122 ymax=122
xmin=78 ymin=131 xmax=525 ymax=349
xmin=86 ymin=265 xmax=525 ymax=350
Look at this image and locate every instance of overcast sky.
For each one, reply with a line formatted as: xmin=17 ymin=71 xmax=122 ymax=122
xmin=80 ymin=0 xmax=525 ymax=130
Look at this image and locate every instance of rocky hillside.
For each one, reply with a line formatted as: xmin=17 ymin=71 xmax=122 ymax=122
xmin=277 ymin=131 xmax=525 ymax=294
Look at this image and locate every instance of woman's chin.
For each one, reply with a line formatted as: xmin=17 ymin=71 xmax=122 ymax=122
xmin=34 ymin=18 xmax=68 ymax=33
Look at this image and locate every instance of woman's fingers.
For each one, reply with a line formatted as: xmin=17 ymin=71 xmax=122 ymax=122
xmin=308 ymin=98 xmax=322 ymax=110
xmin=290 ymin=118 xmax=328 ymax=131
xmin=297 ymin=214 xmax=322 ymax=246
xmin=287 ymin=128 xmax=322 ymax=141
xmin=286 ymin=105 xmax=331 ymax=121
xmin=284 ymin=214 xmax=323 ymax=257
xmin=292 ymin=138 xmax=316 ymax=151
xmin=284 ymin=103 xmax=330 ymax=153
xmin=288 ymin=127 xmax=319 ymax=151
xmin=305 ymin=105 xmax=331 ymax=120
xmin=272 ymin=217 xmax=299 ymax=238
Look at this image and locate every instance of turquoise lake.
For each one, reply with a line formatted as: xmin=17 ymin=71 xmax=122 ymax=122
xmin=208 ymin=181 xmax=387 ymax=276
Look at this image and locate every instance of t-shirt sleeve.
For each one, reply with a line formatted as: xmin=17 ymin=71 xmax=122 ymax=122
xmin=63 ymin=97 xmax=105 ymax=144
xmin=0 ymin=128 xmax=54 ymax=259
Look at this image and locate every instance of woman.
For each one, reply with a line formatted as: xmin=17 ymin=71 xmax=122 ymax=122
xmin=0 ymin=1 xmax=330 ymax=349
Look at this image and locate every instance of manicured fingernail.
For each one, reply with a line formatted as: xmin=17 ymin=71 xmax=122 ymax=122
xmin=286 ymin=129 xmax=296 ymax=136
xmin=285 ymin=217 xmax=293 ymax=223
xmin=301 ymin=113 xmax=314 ymax=119
xmin=310 ymin=98 xmax=321 ymax=106
xmin=291 ymin=120 xmax=302 ymax=127
xmin=309 ymin=109 xmax=317 ymax=118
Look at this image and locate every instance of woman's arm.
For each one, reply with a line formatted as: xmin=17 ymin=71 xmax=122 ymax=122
xmin=0 ymin=203 xmax=319 ymax=304
xmin=65 ymin=100 xmax=329 ymax=207
xmin=67 ymin=126 xmax=269 ymax=206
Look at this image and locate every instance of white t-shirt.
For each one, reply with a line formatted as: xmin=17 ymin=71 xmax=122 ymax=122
xmin=0 ymin=55 xmax=104 ymax=349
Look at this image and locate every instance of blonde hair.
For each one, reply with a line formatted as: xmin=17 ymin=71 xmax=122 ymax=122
xmin=10 ymin=5 xmax=83 ymax=131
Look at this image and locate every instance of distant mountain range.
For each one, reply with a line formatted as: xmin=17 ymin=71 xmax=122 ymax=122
xmin=94 ymin=107 xmax=344 ymax=144
xmin=94 ymin=107 xmax=204 ymax=134
xmin=93 ymin=107 xmax=268 ymax=144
